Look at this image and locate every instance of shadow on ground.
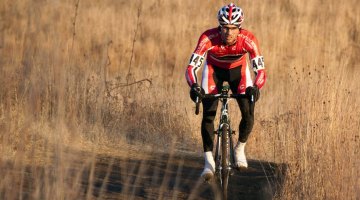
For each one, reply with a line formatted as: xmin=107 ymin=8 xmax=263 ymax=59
xmin=6 ymin=148 xmax=286 ymax=200
xmin=82 ymin=150 xmax=286 ymax=200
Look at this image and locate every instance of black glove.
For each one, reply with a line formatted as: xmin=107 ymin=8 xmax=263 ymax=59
xmin=245 ymin=85 xmax=260 ymax=103
xmin=190 ymin=83 xmax=205 ymax=103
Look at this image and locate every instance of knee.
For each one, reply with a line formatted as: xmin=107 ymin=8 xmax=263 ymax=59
xmin=202 ymin=111 xmax=216 ymax=123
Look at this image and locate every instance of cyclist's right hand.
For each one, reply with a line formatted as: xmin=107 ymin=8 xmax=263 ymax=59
xmin=190 ymin=83 xmax=205 ymax=103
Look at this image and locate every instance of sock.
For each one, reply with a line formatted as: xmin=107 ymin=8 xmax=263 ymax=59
xmin=236 ymin=142 xmax=246 ymax=153
xmin=204 ymin=151 xmax=215 ymax=170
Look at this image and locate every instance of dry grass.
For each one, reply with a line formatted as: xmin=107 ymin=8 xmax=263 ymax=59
xmin=1 ymin=0 xmax=359 ymax=199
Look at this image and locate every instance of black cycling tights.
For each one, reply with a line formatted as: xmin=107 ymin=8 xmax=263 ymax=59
xmin=200 ymin=66 xmax=255 ymax=152
xmin=201 ymin=97 xmax=254 ymax=152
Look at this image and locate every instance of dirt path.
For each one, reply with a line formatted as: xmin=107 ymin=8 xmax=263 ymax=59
xmin=80 ymin=150 xmax=286 ymax=200
xmin=12 ymin=147 xmax=285 ymax=200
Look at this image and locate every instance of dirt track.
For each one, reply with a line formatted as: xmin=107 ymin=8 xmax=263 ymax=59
xmin=16 ymin=147 xmax=285 ymax=200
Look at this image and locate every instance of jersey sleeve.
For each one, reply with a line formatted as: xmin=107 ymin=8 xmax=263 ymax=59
xmin=243 ymin=34 xmax=266 ymax=89
xmin=185 ymin=33 xmax=212 ymax=87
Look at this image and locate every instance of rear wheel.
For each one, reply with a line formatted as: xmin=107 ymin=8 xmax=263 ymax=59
xmin=221 ymin=124 xmax=230 ymax=200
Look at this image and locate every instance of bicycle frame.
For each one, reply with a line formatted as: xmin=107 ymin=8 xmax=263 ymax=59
xmin=194 ymin=85 xmax=247 ymax=199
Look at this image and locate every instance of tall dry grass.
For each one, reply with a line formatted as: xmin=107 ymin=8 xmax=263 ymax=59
xmin=1 ymin=0 xmax=359 ymax=199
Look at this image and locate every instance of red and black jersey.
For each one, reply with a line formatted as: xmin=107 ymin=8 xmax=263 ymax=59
xmin=185 ymin=27 xmax=266 ymax=93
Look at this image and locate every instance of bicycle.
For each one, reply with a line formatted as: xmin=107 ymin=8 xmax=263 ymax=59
xmin=194 ymin=84 xmax=254 ymax=200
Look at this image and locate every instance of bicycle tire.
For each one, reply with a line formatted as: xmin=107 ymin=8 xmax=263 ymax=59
xmin=221 ymin=123 xmax=230 ymax=200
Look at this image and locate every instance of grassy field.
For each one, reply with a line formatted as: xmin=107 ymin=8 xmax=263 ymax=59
xmin=1 ymin=0 xmax=359 ymax=199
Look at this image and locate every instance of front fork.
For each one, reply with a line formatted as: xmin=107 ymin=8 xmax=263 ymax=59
xmin=214 ymin=123 xmax=236 ymax=177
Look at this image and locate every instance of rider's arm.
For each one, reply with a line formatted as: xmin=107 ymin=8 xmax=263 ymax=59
xmin=185 ymin=33 xmax=212 ymax=87
xmin=243 ymin=33 xmax=266 ymax=89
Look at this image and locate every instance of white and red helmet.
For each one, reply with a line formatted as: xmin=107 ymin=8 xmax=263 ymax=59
xmin=217 ymin=3 xmax=244 ymax=27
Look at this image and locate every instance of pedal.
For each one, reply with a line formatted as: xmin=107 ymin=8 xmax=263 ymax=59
xmin=230 ymin=169 xmax=234 ymax=176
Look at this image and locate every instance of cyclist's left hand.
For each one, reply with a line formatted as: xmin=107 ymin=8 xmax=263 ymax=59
xmin=190 ymin=83 xmax=205 ymax=103
xmin=245 ymin=85 xmax=260 ymax=103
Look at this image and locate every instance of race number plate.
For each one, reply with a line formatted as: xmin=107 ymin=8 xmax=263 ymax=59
xmin=251 ymin=56 xmax=265 ymax=71
xmin=189 ymin=53 xmax=205 ymax=68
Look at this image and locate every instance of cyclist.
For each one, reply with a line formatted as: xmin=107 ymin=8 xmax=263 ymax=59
xmin=185 ymin=3 xmax=266 ymax=180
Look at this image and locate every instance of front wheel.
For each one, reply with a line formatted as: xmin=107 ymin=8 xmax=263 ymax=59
xmin=221 ymin=124 xmax=230 ymax=200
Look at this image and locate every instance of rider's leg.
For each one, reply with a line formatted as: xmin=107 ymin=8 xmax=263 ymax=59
xmin=201 ymin=98 xmax=219 ymax=152
xmin=234 ymin=97 xmax=255 ymax=168
xmin=237 ymin=97 xmax=255 ymax=143
xmin=200 ymin=98 xmax=218 ymax=179
xmin=200 ymin=63 xmax=221 ymax=153
xmin=200 ymin=63 xmax=221 ymax=179
xmin=228 ymin=63 xmax=254 ymax=168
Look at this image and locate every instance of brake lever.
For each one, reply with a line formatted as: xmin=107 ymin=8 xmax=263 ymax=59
xmin=195 ymin=97 xmax=200 ymax=115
